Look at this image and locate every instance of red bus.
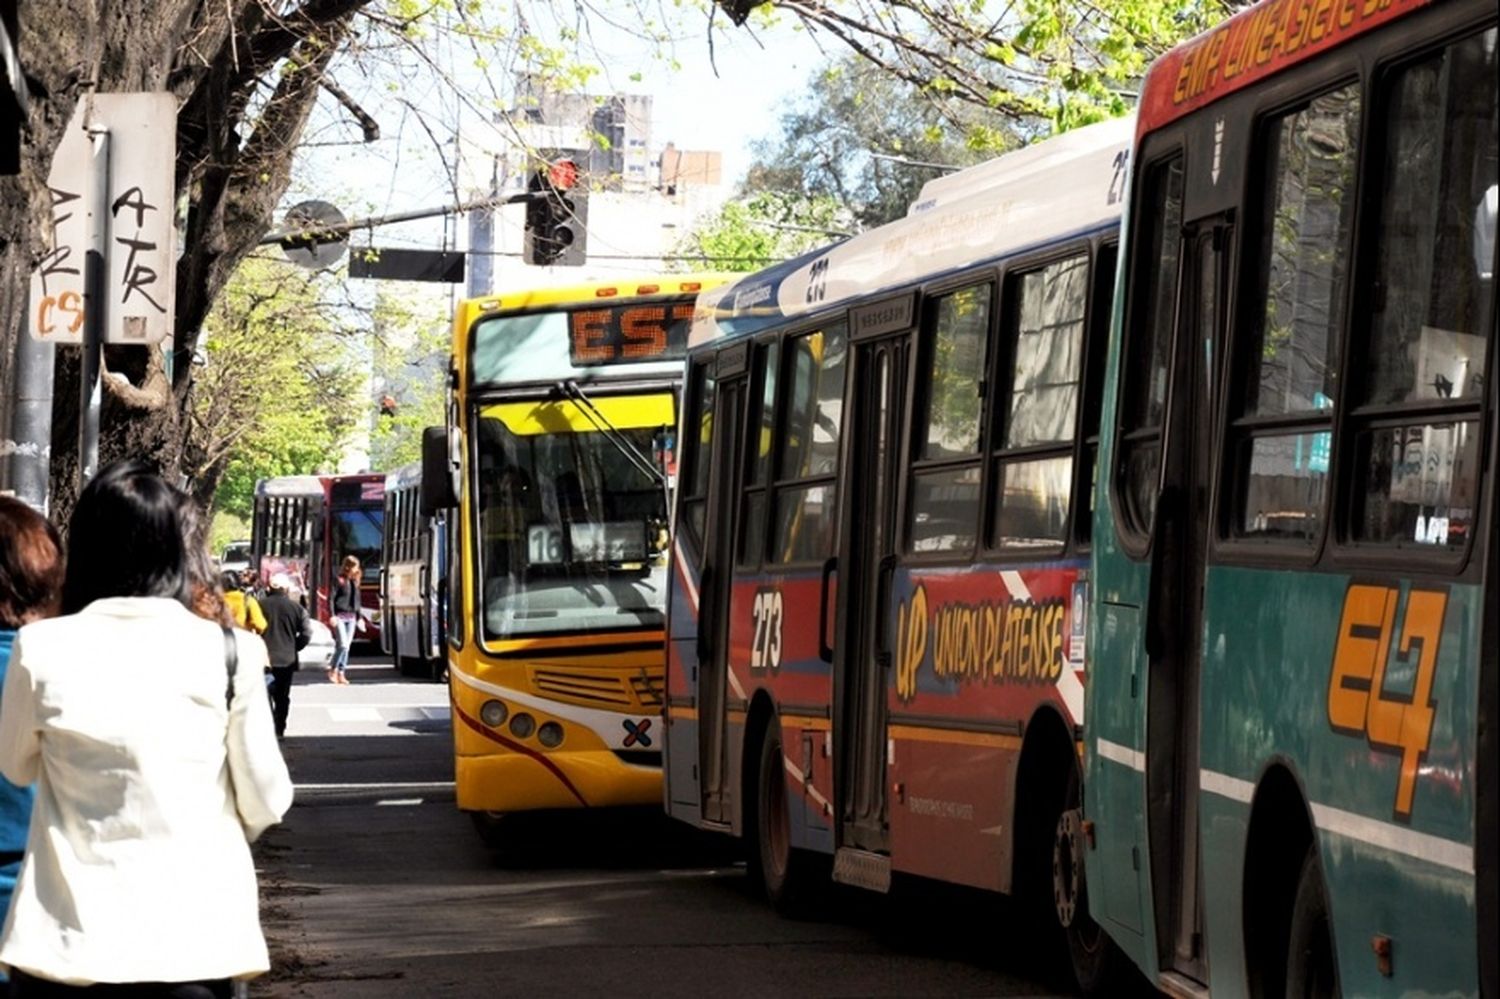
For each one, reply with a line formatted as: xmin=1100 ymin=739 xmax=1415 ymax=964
xmin=663 ymin=117 xmax=1133 ymax=991
xmin=250 ymin=472 xmax=386 ymax=646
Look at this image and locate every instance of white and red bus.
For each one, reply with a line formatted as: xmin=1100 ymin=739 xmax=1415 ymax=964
xmin=251 ymin=472 xmax=385 ymax=646
xmin=663 ymin=117 xmax=1132 ymax=990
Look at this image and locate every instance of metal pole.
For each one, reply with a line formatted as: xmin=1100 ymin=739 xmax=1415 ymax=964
xmin=466 ymin=154 xmax=499 ymax=298
xmin=78 ymin=122 xmax=109 ymax=489
xmin=2 ymin=293 xmax=56 ymax=512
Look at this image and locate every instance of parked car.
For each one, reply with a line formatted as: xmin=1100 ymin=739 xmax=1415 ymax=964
xmin=298 ymin=617 xmax=335 ymax=670
xmin=219 ymin=539 xmax=252 ymax=575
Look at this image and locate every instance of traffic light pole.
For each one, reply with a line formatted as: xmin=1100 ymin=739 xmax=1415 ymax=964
xmin=259 ymin=192 xmax=538 ymax=247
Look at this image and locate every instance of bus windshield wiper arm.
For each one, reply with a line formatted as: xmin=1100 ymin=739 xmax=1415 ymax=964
xmin=557 ymin=380 xmax=665 ymax=486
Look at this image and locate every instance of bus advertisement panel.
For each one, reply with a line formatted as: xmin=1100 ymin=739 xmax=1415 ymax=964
xmin=664 ymin=118 xmax=1133 ymax=992
xmin=424 ymin=275 xmax=732 ymax=842
xmin=1088 ymin=0 xmax=1495 ymax=993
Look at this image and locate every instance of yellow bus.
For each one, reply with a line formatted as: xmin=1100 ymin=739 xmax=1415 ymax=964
xmin=420 ymin=274 xmax=730 ymax=846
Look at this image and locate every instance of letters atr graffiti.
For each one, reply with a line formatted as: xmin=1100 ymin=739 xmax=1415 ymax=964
xmin=894 ymin=584 xmax=1067 ymax=703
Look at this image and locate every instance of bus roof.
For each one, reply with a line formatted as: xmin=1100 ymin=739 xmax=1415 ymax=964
xmin=385 ymin=462 xmax=423 ymax=492
xmin=254 ymin=475 xmax=325 ymax=497
xmin=453 ymin=273 xmax=736 ymax=339
xmin=688 ymin=115 xmax=1133 ymax=350
xmin=1137 ymin=0 xmax=1435 ymax=135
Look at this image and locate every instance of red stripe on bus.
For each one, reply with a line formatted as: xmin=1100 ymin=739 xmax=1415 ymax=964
xmin=1138 ymin=0 xmax=1432 ymax=135
xmin=451 ymin=700 xmax=589 ymax=807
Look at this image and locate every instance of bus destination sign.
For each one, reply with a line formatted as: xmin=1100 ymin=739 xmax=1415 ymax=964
xmin=1140 ymin=0 xmax=1426 ymax=131
xmin=569 ymin=301 xmax=696 ymax=366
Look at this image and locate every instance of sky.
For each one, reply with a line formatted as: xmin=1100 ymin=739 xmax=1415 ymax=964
xmin=286 ymin=5 xmax=832 ymax=231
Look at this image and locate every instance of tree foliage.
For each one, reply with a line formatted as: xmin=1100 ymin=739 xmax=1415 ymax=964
xmin=369 ymin=288 xmax=449 ymax=471
xmin=717 ymin=0 xmax=1229 ymax=131
xmin=185 ymin=257 xmax=364 ymax=518
xmin=744 ymin=55 xmax=1006 ymax=228
xmin=675 ymin=190 xmax=854 ymax=272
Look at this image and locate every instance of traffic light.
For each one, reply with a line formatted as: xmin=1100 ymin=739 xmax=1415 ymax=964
xmin=524 ymin=159 xmax=588 ymax=267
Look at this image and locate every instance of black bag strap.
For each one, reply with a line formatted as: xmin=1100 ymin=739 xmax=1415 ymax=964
xmin=221 ymin=625 xmax=238 ymax=711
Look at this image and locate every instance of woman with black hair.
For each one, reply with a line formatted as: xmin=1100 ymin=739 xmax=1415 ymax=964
xmin=0 ymin=460 xmax=293 ymax=996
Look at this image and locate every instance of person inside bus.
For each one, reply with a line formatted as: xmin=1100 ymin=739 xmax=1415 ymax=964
xmin=259 ymin=573 xmax=312 ymax=736
xmin=0 ymin=460 xmax=292 ymax=996
xmin=0 ymin=498 xmax=63 ymax=977
xmin=329 ymin=555 xmax=360 ymax=685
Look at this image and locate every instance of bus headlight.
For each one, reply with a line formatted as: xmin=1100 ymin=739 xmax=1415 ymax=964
xmin=537 ymin=722 xmax=564 ymax=748
xmin=509 ymin=713 xmax=536 ymax=739
xmin=480 ymin=700 xmax=508 ymax=727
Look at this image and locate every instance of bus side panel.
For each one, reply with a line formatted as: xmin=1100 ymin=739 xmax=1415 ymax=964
xmin=665 ymin=638 xmax=701 ymax=815
xmin=1085 ymin=600 xmax=1151 ymax=952
xmin=666 ymin=557 xmax=704 ymax=817
xmin=885 ymin=563 xmax=1085 ymax=892
xmin=1201 ymin=566 xmax=1480 ymax=996
xmin=729 ymin=571 xmax=834 ymax=851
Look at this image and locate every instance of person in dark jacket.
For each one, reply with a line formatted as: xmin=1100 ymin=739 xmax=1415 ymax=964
xmin=0 ymin=498 xmax=63 ymax=966
xmin=257 ymin=574 xmax=310 ymax=739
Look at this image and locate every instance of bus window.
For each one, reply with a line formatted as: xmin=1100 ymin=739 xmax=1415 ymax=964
xmin=680 ymin=362 xmax=717 ymax=553
xmin=908 ymin=283 xmax=990 ymax=554
xmin=1351 ymin=28 xmax=1496 ymax=549
xmin=992 ymin=255 xmax=1089 ymax=550
xmin=1118 ymin=156 xmax=1184 ymax=540
xmin=1232 ymin=84 xmax=1360 ymax=543
xmin=771 ymin=324 xmax=847 ymax=564
xmin=739 ymin=341 xmax=779 ymax=566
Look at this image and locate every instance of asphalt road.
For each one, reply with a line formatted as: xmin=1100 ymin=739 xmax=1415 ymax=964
xmin=249 ymin=655 xmax=1075 ymax=998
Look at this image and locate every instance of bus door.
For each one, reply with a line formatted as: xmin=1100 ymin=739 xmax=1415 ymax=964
xmin=699 ymin=344 xmax=750 ymax=827
xmin=1144 ymin=217 xmax=1231 ymax=981
xmin=835 ymin=299 xmax=914 ymax=884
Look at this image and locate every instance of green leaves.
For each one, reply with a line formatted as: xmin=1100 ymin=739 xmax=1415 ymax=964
xmin=676 ymin=191 xmax=854 ymax=272
xmin=191 ymin=258 xmax=366 ymax=518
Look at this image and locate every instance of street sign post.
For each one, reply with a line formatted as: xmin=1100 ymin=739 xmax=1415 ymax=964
xmin=27 ymin=92 xmax=176 ymax=347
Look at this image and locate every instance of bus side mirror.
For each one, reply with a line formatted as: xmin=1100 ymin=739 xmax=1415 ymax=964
xmin=421 ymin=426 xmax=458 ymax=515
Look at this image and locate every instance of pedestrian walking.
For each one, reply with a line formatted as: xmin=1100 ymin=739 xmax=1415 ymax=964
xmin=328 ymin=555 xmax=360 ymax=685
xmin=0 ymin=499 xmax=63 ymax=981
xmin=0 ymin=460 xmax=293 ymax=995
xmin=258 ymin=573 xmax=311 ymax=739
xmin=221 ymin=571 xmax=266 ymax=634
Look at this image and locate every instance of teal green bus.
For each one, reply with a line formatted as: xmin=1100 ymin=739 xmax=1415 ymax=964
xmin=1087 ymin=0 xmax=1496 ymax=994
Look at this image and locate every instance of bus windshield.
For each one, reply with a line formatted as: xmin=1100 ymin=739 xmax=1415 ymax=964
xmin=474 ymin=394 xmax=673 ymax=639
xmin=331 ymin=507 xmax=384 ymax=575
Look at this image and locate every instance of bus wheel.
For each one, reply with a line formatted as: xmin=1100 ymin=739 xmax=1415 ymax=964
xmin=469 ymin=811 xmax=513 ymax=852
xmin=752 ymin=721 xmax=823 ymax=915
xmin=1052 ymin=766 xmax=1126 ymax=994
xmin=1285 ymin=846 xmax=1339 ymax=998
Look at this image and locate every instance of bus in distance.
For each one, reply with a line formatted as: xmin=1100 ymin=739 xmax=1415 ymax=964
xmin=251 ymin=472 xmax=385 ymax=647
xmin=381 ymin=462 xmax=447 ymax=682
xmin=663 ymin=118 xmax=1133 ymax=992
xmin=1086 ymin=0 xmax=1496 ymax=993
xmin=419 ymin=274 xmax=732 ymax=845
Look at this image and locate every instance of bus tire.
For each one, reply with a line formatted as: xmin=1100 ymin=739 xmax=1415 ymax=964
xmin=469 ymin=811 xmax=514 ymax=852
xmin=1285 ymin=845 xmax=1339 ymax=998
xmin=1051 ymin=763 xmax=1129 ymax=995
xmin=751 ymin=720 xmax=824 ymax=916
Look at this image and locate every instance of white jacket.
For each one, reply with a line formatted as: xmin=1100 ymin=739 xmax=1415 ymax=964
xmin=0 ymin=597 xmax=294 ymax=985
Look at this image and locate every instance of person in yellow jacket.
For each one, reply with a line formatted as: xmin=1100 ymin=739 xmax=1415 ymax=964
xmin=221 ymin=570 xmax=267 ymax=633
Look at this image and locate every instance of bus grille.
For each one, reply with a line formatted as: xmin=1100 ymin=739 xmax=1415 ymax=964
xmin=529 ymin=667 xmax=664 ymax=711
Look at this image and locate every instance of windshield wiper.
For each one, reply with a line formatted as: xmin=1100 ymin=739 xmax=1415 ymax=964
xmin=556 ymin=380 xmax=666 ymax=487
